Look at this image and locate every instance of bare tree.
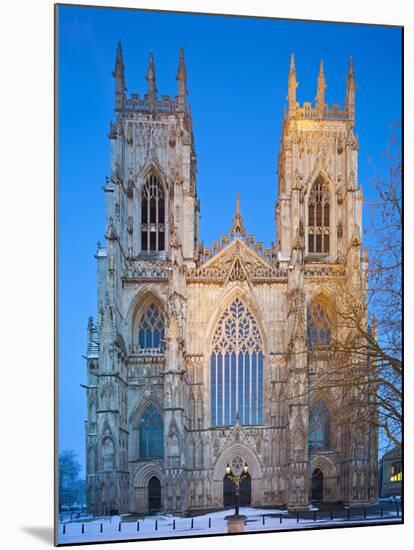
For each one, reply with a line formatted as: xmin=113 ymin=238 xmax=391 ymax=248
xmin=304 ymin=123 xmax=402 ymax=452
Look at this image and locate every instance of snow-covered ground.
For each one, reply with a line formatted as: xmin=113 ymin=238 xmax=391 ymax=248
xmin=58 ymin=506 xmax=402 ymax=545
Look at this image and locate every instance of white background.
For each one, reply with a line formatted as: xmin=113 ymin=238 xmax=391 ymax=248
xmin=0 ymin=0 xmax=411 ymax=548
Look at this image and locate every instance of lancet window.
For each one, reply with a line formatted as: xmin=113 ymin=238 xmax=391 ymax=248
xmin=141 ymin=173 xmax=165 ymax=252
xmin=309 ymin=400 xmax=330 ymax=451
xmin=210 ymin=298 xmax=264 ymax=427
xmin=308 ymin=177 xmax=330 ymax=254
xmin=140 ymin=404 xmax=163 ymax=459
xmin=137 ymin=303 xmax=165 ymax=353
xmin=307 ymin=303 xmax=332 ymax=348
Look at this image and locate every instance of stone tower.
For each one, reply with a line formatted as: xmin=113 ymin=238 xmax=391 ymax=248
xmin=85 ymin=49 xmax=377 ymax=517
xmin=277 ymin=55 xmax=376 ymax=509
xmin=85 ymin=44 xmax=198 ymax=515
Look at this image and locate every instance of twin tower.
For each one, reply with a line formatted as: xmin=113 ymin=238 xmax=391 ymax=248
xmin=84 ymin=43 xmax=376 ymax=517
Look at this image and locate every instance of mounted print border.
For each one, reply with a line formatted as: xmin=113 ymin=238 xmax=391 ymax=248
xmin=55 ymin=3 xmax=403 ymax=546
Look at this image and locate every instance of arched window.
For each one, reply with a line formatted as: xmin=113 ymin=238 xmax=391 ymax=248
xmin=141 ymin=173 xmax=165 ymax=252
xmin=308 ymin=177 xmax=330 ymax=254
xmin=138 ymin=303 xmax=165 ymax=353
xmin=307 ymin=303 xmax=331 ymax=348
xmin=211 ymin=298 xmax=264 ymax=427
xmin=140 ymin=404 xmax=163 ymax=459
xmin=309 ymin=400 xmax=330 ymax=451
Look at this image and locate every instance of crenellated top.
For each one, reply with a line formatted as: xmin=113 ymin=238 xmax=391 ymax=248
xmin=112 ymin=44 xmax=191 ymax=115
xmin=285 ymin=55 xmax=356 ymax=122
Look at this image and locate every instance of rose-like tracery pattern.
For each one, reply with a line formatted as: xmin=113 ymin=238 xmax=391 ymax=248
xmin=211 ymin=298 xmax=263 ymax=426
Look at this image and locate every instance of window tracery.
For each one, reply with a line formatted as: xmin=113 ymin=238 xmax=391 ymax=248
xmin=141 ymin=173 xmax=165 ymax=251
xmin=308 ymin=177 xmax=330 ymax=254
xmin=211 ymin=298 xmax=263 ymax=427
xmin=138 ymin=303 xmax=165 ymax=353
xmin=309 ymin=400 xmax=330 ymax=451
xmin=307 ymin=303 xmax=332 ymax=347
xmin=140 ymin=404 xmax=163 ymax=459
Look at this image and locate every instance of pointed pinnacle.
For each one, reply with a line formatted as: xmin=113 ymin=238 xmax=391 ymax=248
xmin=319 ymin=59 xmax=325 ymax=75
xmin=290 ymin=52 xmax=296 ymax=73
xmin=348 ymin=56 xmax=355 ymax=78
xmin=147 ymin=51 xmax=155 ymax=76
xmin=177 ymin=47 xmax=186 ymax=77
xmin=115 ymin=41 xmax=123 ymax=64
xmin=146 ymin=51 xmax=157 ymax=96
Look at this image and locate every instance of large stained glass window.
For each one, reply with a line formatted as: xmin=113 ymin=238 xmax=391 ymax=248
xmin=138 ymin=303 xmax=165 ymax=353
xmin=140 ymin=404 xmax=163 ymax=459
xmin=211 ymin=298 xmax=263 ymax=427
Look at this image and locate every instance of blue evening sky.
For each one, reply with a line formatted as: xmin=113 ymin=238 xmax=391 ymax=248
xmin=57 ymin=5 xmax=402 ymax=474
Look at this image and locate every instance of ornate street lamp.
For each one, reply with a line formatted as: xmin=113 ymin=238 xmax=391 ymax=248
xmin=225 ymin=462 xmax=249 ymax=516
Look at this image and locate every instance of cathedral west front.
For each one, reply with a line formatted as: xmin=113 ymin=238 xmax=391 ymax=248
xmin=85 ymin=45 xmax=378 ymax=516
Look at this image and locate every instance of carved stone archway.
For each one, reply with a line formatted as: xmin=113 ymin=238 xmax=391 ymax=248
xmin=132 ymin=463 xmax=164 ymax=513
xmin=310 ymin=455 xmax=338 ymax=502
xmin=212 ymin=443 xmax=263 ymax=507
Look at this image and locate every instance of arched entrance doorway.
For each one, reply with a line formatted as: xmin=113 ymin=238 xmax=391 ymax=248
xmin=223 ymin=472 xmax=251 ymax=507
xmin=148 ymin=476 xmax=161 ymax=513
xmin=311 ymin=468 xmax=324 ymax=502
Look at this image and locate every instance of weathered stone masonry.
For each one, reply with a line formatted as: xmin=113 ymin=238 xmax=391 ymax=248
xmin=85 ymin=47 xmax=377 ymax=515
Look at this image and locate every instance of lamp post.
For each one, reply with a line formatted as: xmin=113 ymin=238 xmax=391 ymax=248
xmin=225 ymin=462 xmax=249 ymax=516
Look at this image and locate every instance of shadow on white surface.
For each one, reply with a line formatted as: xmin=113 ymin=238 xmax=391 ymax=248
xmin=21 ymin=527 xmax=53 ymax=545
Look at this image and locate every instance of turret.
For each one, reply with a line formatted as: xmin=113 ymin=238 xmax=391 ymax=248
xmin=112 ymin=41 xmax=126 ymax=111
xmin=345 ymin=57 xmax=357 ymax=119
xmin=146 ymin=51 xmax=157 ymax=102
xmin=315 ymin=60 xmax=327 ymax=110
xmin=287 ymin=53 xmax=298 ymax=115
xmin=176 ymin=48 xmax=187 ymax=111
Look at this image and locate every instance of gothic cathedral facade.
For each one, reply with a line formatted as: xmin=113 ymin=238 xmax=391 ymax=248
xmin=85 ymin=46 xmax=378 ymax=515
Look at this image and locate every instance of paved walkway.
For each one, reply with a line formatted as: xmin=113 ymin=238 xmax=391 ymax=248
xmin=57 ymin=501 xmax=402 ymax=545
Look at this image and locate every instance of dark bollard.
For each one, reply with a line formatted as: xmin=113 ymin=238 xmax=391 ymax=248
xmin=155 ymin=519 xmax=158 ymax=531
xmin=280 ymin=514 xmax=282 ymax=524
xmin=313 ymin=511 xmax=317 ymax=522
xmin=347 ymin=509 xmax=350 ymax=521
xmin=191 ymin=518 xmax=194 ymax=529
xmin=209 ymin=517 xmax=211 ymax=528
xmin=63 ymin=524 xmax=66 ymax=535
xmin=330 ymin=510 xmax=333 ymax=521
xmin=119 ymin=522 xmax=122 ymax=532
xmin=381 ymin=507 xmax=383 ymax=518
xmin=296 ymin=512 xmax=299 ymax=523
xmin=173 ymin=519 xmax=176 ymax=530
xmin=137 ymin=521 xmax=140 ymax=532
xmin=100 ymin=523 xmax=103 ymax=533
xmin=262 ymin=515 xmax=265 ymax=525
xmin=364 ymin=508 xmax=366 ymax=519
xmin=81 ymin=524 xmax=85 ymax=534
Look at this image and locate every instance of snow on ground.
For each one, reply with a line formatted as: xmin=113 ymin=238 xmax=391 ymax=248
xmin=58 ymin=506 xmax=402 ymax=545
